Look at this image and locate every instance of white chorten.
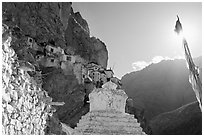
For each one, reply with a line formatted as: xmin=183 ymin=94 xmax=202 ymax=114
xmin=73 ymin=81 xmax=146 ymax=135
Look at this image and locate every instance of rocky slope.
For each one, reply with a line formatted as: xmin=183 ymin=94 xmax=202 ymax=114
xmin=149 ymin=101 xmax=202 ymax=135
xmin=121 ymin=57 xmax=202 ymax=123
xmin=2 ymin=2 xmax=109 ymax=134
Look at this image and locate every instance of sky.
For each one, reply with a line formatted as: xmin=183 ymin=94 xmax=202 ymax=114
xmin=72 ymin=2 xmax=202 ymax=78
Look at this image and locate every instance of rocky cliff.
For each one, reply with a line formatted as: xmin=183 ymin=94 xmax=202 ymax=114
xmin=2 ymin=2 xmax=108 ymax=134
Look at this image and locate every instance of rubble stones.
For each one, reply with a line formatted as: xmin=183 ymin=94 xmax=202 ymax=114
xmin=7 ymin=104 xmax=14 ymax=113
xmin=2 ymin=27 xmax=53 ymax=135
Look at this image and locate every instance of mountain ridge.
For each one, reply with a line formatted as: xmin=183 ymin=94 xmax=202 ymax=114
xmin=121 ymin=56 xmax=202 ymax=122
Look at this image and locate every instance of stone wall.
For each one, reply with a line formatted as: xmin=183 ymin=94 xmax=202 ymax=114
xmin=2 ymin=26 xmax=54 ymax=135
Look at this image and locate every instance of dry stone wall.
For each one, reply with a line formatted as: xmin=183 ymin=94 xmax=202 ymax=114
xmin=2 ymin=27 xmax=54 ymax=135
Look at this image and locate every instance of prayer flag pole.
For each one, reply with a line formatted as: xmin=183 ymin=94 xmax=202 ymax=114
xmin=174 ymin=15 xmax=202 ymax=111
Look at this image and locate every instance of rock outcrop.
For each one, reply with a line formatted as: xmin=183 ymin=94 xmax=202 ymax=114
xmin=73 ymin=82 xmax=145 ymax=135
xmin=65 ymin=11 xmax=108 ymax=68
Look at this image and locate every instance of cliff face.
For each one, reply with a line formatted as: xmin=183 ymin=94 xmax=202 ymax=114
xmin=65 ymin=11 xmax=108 ymax=68
xmin=2 ymin=2 xmax=108 ymax=133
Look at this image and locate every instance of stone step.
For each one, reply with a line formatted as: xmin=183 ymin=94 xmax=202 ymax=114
xmin=74 ymin=126 xmax=144 ymax=135
xmin=76 ymin=118 xmax=140 ymax=128
xmin=81 ymin=115 xmax=137 ymax=123
xmin=75 ymin=122 xmax=141 ymax=131
xmin=75 ymin=130 xmax=137 ymax=135
xmin=84 ymin=111 xmax=135 ymax=119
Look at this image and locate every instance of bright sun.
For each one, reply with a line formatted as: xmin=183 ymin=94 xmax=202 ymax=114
xmin=173 ymin=19 xmax=198 ymax=50
xmin=170 ymin=17 xmax=200 ymax=59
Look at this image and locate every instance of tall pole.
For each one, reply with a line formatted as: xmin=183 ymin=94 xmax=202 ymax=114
xmin=183 ymin=38 xmax=202 ymax=110
xmin=175 ymin=16 xmax=202 ymax=111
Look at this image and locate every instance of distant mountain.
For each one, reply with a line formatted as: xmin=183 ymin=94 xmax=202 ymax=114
xmin=121 ymin=57 xmax=202 ymax=122
xmin=149 ymin=101 xmax=202 ymax=135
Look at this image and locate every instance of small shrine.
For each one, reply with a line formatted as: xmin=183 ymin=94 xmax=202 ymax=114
xmin=72 ymin=81 xmax=146 ymax=135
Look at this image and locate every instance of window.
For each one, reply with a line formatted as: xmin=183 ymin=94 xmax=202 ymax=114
xmin=51 ymin=59 xmax=54 ymax=62
xmin=50 ymin=48 xmax=54 ymax=53
xmin=29 ymin=38 xmax=33 ymax=43
xmin=36 ymin=55 xmax=40 ymax=59
xmin=67 ymin=56 xmax=71 ymax=61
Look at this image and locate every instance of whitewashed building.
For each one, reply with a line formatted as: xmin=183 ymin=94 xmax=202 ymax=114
xmin=100 ymin=72 xmax=107 ymax=84
xmin=73 ymin=63 xmax=83 ymax=84
xmin=60 ymin=61 xmax=73 ymax=75
xmin=60 ymin=54 xmax=72 ymax=62
xmin=46 ymin=45 xmax=64 ymax=55
xmin=105 ymin=69 xmax=114 ymax=80
xmin=71 ymin=56 xmax=77 ymax=63
xmin=87 ymin=62 xmax=101 ymax=71
xmin=75 ymin=55 xmax=87 ymax=64
xmin=89 ymin=71 xmax=101 ymax=83
xmin=44 ymin=57 xmax=60 ymax=68
xmin=35 ymin=54 xmax=44 ymax=62
xmin=27 ymin=37 xmax=34 ymax=47
xmin=111 ymin=77 xmax=122 ymax=88
xmin=27 ymin=37 xmax=43 ymax=52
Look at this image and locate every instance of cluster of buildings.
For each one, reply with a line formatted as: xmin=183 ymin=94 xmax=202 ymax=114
xmin=26 ymin=36 xmax=122 ymax=88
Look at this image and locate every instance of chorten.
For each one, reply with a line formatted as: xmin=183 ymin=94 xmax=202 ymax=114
xmin=73 ymin=81 xmax=146 ymax=135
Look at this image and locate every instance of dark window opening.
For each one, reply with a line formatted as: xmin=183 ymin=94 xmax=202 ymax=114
xmin=50 ymin=48 xmax=54 ymax=52
xmin=29 ymin=38 xmax=33 ymax=42
xmin=67 ymin=56 xmax=71 ymax=61
xmin=50 ymin=40 xmax=55 ymax=45
xmin=51 ymin=59 xmax=54 ymax=62
xmin=36 ymin=55 xmax=40 ymax=59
